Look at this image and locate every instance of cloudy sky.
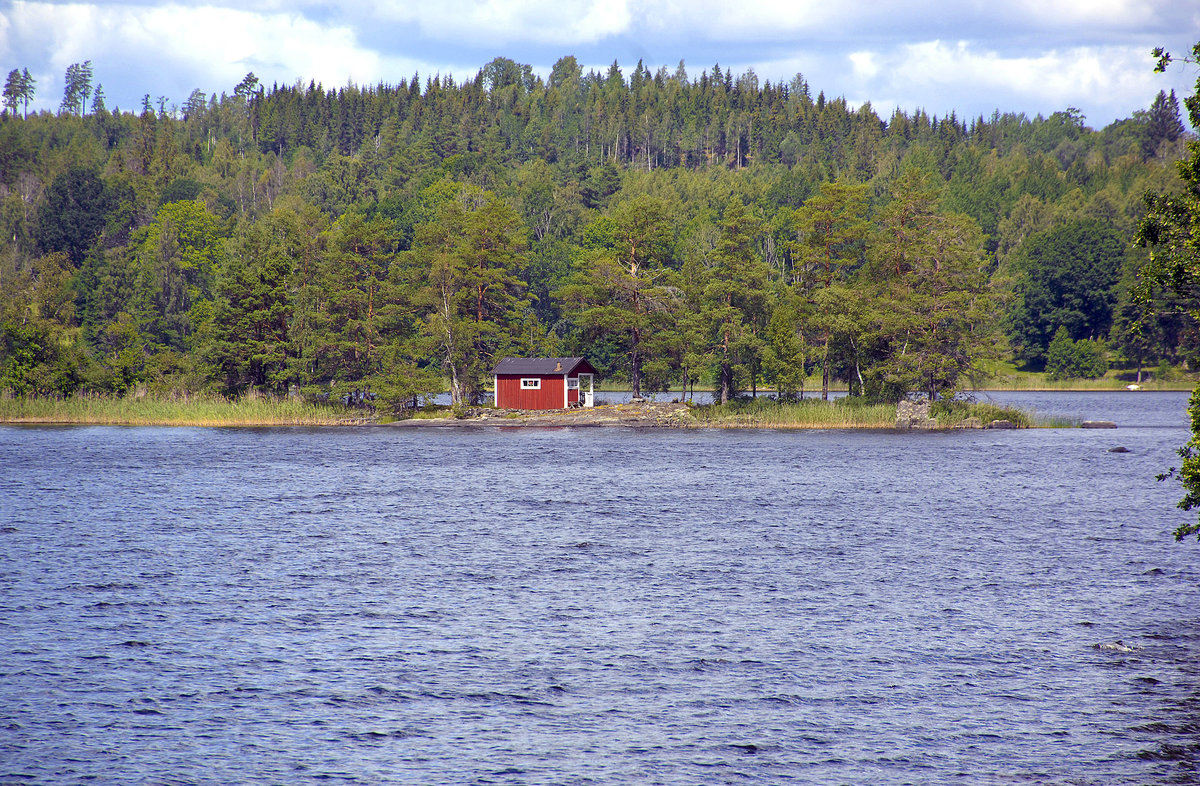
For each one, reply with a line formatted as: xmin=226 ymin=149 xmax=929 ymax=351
xmin=1 ymin=0 xmax=1197 ymax=128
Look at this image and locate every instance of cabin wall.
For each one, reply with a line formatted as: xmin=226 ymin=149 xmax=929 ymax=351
xmin=496 ymin=375 xmax=567 ymax=409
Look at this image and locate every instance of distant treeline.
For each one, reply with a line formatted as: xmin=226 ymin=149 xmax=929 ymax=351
xmin=0 ymin=56 xmax=1193 ymax=407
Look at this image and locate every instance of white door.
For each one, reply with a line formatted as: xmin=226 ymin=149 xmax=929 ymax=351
xmin=582 ymin=374 xmax=594 ymax=407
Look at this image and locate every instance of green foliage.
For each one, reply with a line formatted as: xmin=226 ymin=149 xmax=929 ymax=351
xmin=1163 ymin=389 xmax=1200 ymax=541
xmin=791 ymin=178 xmax=869 ymax=288
xmin=161 ymin=177 xmax=204 ymax=205
xmin=702 ymin=198 xmax=770 ymax=403
xmin=1144 ymin=90 xmax=1186 ymax=158
xmin=1007 ymin=218 xmax=1127 ymax=367
xmin=557 ymin=195 xmax=675 ymax=398
xmin=866 ymin=170 xmax=1000 ymax=402
xmin=1045 ymin=326 xmax=1109 ymax=379
xmin=1141 ymin=42 xmax=1200 ymax=540
xmin=1044 ymin=326 xmax=1077 ymax=378
xmin=788 ymin=178 xmax=872 ymax=399
xmin=1073 ymin=338 xmax=1109 ymax=379
xmin=207 ymin=215 xmax=297 ymax=395
xmin=762 ymin=294 xmax=810 ymax=400
xmin=132 ymin=199 xmax=223 ymax=351
xmin=407 ymin=190 xmax=532 ymax=404
xmin=34 ymin=165 xmax=111 ymax=265
xmin=0 ymin=318 xmax=84 ymax=396
xmin=90 ymin=313 xmax=144 ymax=393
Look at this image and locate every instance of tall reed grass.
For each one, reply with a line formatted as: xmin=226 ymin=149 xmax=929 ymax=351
xmin=930 ymin=400 xmax=1035 ymax=428
xmin=0 ymin=392 xmax=359 ymax=426
xmin=690 ymin=398 xmax=896 ymax=429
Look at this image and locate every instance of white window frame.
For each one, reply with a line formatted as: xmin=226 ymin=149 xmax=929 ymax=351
xmin=520 ymin=378 xmax=541 ymax=389
xmin=567 ymin=378 xmax=579 ymax=390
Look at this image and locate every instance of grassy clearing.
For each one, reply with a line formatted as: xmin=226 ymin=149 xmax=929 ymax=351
xmin=973 ymin=359 xmax=1195 ymax=391
xmin=0 ymin=392 xmax=360 ymax=427
xmin=689 ymin=397 xmax=896 ymax=429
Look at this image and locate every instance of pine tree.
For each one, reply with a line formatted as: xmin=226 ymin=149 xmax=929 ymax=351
xmin=703 ymin=198 xmax=770 ymax=403
xmin=4 ymin=68 xmax=36 ymax=119
xmin=1144 ymin=89 xmax=1186 ymax=157
xmin=870 ymin=169 xmax=999 ymax=401
xmin=59 ymin=61 xmax=93 ymax=117
xmin=557 ymin=195 xmax=674 ymax=398
xmin=2 ymin=70 xmax=20 ymax=118
xmin=409 ymin=190 xmax=531 ymax=405
xmin=791 ymin=178 xmax=870 ymax=398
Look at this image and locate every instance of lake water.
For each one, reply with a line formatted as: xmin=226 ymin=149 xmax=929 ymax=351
xmin=2 ymin=392 xmax=1199 ymax=784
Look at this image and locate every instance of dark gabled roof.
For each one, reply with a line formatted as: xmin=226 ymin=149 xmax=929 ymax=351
xmin=493 ymin=357 xmax=597 ymax=376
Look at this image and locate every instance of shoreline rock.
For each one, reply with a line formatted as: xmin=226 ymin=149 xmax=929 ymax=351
xmin=895 ymin=400 xmax=935 ymax=429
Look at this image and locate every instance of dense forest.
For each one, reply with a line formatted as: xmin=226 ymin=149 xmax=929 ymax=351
xmin=0 ymin=56 xmax=1194 ymax=409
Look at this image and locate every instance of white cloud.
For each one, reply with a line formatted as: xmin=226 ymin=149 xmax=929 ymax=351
xmin=2 ymin=0 xmax=1193 ymax=123
xmin=876 ymin=41 xmax=1158 ymax=117
xmin=748 ymin=38 xmax=1182 ymax=126
xmin=2 ymin=1 xmax=450 ymax=109
xmin=1006 ymin=0 xmax=1159 ymax=28
xmin=135 ymin=5 xmax=380 ymax=89
xmin=634 ymin=0 xmax=840 ymax=38
xmin=372 ymin=0 xmax=633 ymax=45
xmin=849 ymin=51 xmax=879 ymax=81
xmin=14 ymin=2 xmax=377 ymax=82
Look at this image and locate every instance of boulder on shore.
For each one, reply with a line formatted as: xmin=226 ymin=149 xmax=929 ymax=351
xmin=895 ymin=400 xmax=934 ymax=429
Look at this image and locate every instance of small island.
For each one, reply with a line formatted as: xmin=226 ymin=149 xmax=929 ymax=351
xmin=0 ymin=390 xmax=1040 ymax=429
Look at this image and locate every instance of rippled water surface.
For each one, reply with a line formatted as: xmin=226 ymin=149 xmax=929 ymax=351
xmin=3 ymin=394 xmax=1200 ymax=784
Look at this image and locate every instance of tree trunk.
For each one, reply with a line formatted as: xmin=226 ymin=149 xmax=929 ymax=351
xmin=446 ymin=351 xmax=463 ymax=406
xmin=821 ymin=333 xmax=830 ymax=401
xmin=631 ymin=325 xmax=641 ymax=398
xmin=720 ymin=327 xmax=731 ymax=404
xmin=439 ymin=286 xmax=463 ymax=406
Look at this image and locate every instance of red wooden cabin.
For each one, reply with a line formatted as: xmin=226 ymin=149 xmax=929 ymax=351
xmin=493 ymin=357 xmax=598 ymax=410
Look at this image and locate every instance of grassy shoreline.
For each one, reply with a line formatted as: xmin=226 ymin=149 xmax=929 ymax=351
xmin=688 ymin=399 xmax=897 ymax=429
xmin=0 ymin=392 xmax=1045 ymax=430
xmin=0 ymin=393 xmax=365 ymax=427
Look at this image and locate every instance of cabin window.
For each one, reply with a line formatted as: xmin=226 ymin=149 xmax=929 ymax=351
xmin=567 ymin=379 xmax=579 ymax=390
xmin=521 ymin=378 xmax=541 ymax=389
